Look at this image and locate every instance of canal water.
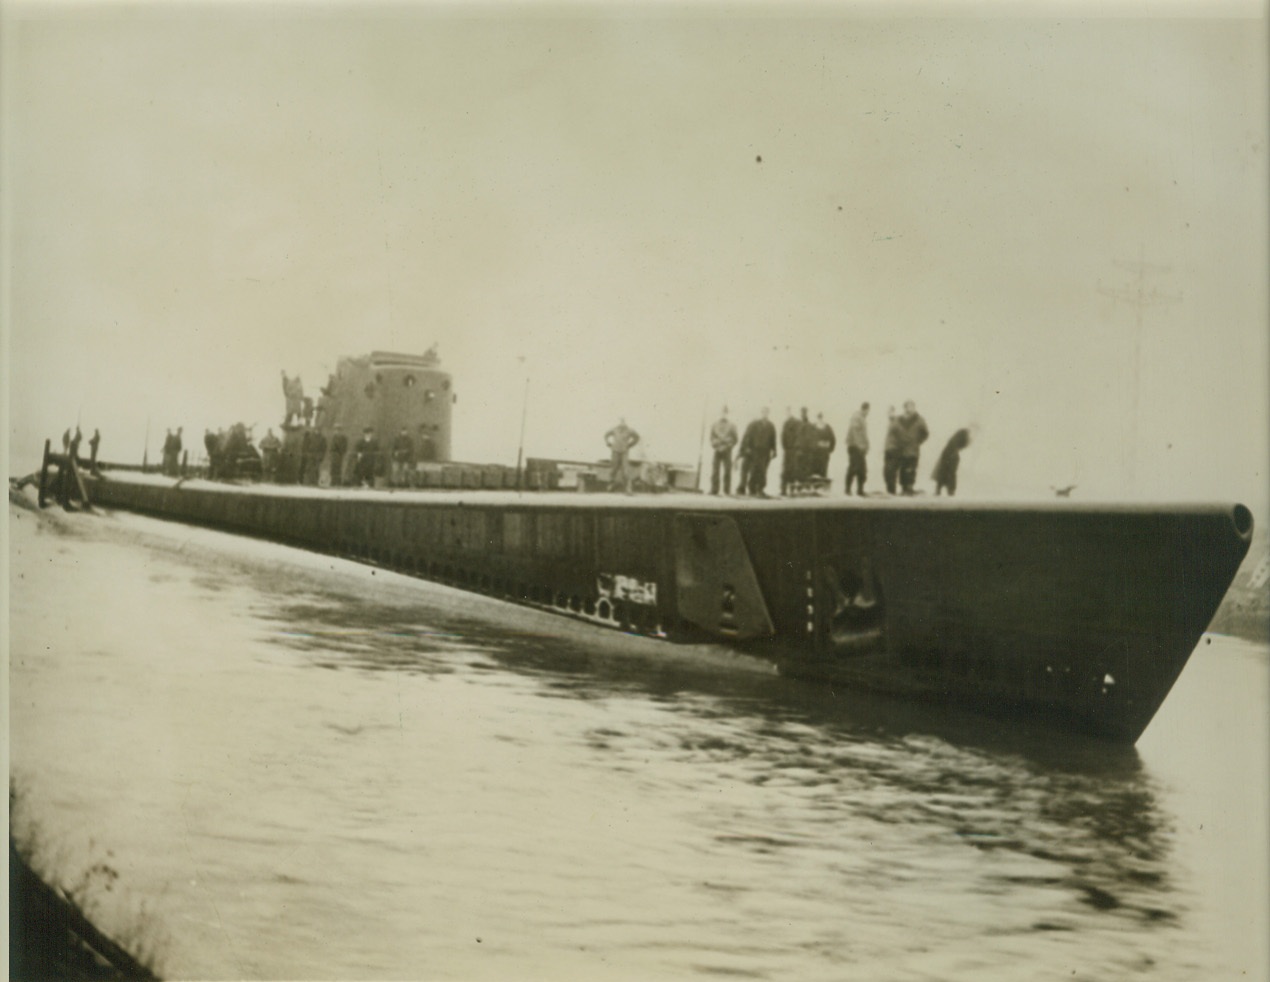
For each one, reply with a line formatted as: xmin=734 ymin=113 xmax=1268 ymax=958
xmin=8 ymin=498 xmax=1268 ymax=981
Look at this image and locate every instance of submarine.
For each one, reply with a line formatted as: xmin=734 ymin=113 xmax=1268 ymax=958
xmin=61 ymin=348 xmax=1252 ymax=744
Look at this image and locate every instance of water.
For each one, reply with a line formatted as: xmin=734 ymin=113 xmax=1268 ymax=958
xmin=8 ymin=499 xmax=1268 ymax=981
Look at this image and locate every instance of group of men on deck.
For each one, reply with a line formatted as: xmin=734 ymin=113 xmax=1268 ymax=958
xmin=387 ymin=425 xmax=440 ymax=486
xmin=706 ymin=408 xmax=778 ymax=497
xmin=60 ymin=426 xmax=102 ymax=474
xmin=253 ymin=423 xmax=438 ymax=488
xmin=703 ymin=400 xmax=970 ymax=498
xmin=270 ymin=372 xmax=440 ymax=487
xmin=203 ymin=424 xmax=255 ymax=480
xmin=706 ymin=405 xmax=840 ymax=498
xmin=174 ymin=367 xmax=969 ymax=497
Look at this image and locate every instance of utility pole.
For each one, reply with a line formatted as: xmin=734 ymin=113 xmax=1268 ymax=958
xmin=515 ymin=358 xmax=529 ymax=493
xmin=1097 ymin=251 xmax=1182 ymax=488
xmin=695 ymin=400 xmax=708 ymax=492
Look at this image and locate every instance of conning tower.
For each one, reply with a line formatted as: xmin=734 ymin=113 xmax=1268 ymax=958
xmin=319 ymin=348 xmax=454 ymax=461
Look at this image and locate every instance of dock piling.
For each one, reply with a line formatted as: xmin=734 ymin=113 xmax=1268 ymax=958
xmin=37 ymin=439 xmax=51 ymax=509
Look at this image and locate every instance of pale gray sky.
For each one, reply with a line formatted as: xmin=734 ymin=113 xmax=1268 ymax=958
xmin=4 ymin=1 xmax=1266 ymax=505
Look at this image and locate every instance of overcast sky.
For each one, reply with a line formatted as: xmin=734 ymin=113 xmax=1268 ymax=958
xmin=4 ymin=0 xmax=1266 ymax=506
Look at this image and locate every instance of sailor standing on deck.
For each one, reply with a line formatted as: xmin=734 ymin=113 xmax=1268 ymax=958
xmin=259 ymin=429 xmax=281 ymax=482
xmin=328 ymin=425 xmax=348 ymax=487
xmin=278 ymin=426 xmax=304 ymax=484
xmin=281 ymin=372 xmax=304 ymax=427
xmin=315 ymin=379 xmax=334 ymax=430
xmin=894 ymin=400 xmax=929 ymax=495
xmin=162 ymin=428 xmax=182 ymax=476
xmin=354 ymin=427 xmax=379 ymax=487
xmin=709 ymin=408 xmax=739 ymax=495
xmin=742 ymin=407 xmax=778 ymax=497
xmin=88 ymin=429 xmax=101 ymax=474
xmin=792 ymin=408 xmax=817 ymax=487
xmin=932 ymin=428 xmax=971 ymax=497
xmin=204 ymin=429 xmax=220 ymax=479
xmin=844 ymin=403 xmax=869 ymax=495
xmin=391 ymin=427 xmax=415 ymax=487
xmin=307 ymin=427 xmax=328 ymax=486
xmin=299 ymin=427 xmax=315 ymax=484
xmin=883 ymin=407 xmax=902 ymax=494
xmin=605 ymin=419 xmax=641 ymax=494
xmin=779 ymin=408 xmax=800 ymax=495
xmin=734 ymin=441 xmax=751 ymax=497
xmin=811 ymin=413 xmax=836 ymax=480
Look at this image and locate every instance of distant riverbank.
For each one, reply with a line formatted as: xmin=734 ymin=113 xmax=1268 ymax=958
xmin=1209 ymin=523 xmax=1269 ymax=643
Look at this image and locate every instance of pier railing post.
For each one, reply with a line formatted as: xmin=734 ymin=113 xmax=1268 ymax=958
xmin=68 ymin=454 xmax=93 ymax=512
xmin=57 ymin=455 xmax=70 ymax=509
xmin=37 ymin=439 xmax=51 ymax=509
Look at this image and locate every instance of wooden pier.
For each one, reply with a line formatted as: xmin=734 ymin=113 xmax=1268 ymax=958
xmin=36 ymin=439 xmax=94 ymax=513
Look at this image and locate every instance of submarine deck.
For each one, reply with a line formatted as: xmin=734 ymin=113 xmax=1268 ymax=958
xmin=91 ymin=470 xmax=1251 ymax=523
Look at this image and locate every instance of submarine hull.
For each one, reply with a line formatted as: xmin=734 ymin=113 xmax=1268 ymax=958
xmin=85 ymin=473 xmax=1252 ymax=743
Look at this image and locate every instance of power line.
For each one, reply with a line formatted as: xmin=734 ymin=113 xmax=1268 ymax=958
xmin=1096 ymin=250 xmax=1183 ymax=487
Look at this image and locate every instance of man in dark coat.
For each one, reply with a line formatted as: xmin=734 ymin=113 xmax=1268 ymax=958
xmin=298 ymin=428 xmax=315 ymax=484
xmin=88 ymin=429 xmax=101 ymax=474
xmin=811 ymin=413 xmax=836 ymax=480
xmin=328 ymin=425 xmax=348 ymax=487
xmin=354 ymin=427 xmax=379 ymax=487
xmin=894 ymin=400 xmax=930 ymax=495
xmin=258 ymin=429 xmax=281 ymax=482
xmin=278 ymin=426 xmax=304 ymax=484
xmin=932 ymin=428 xmax=971 ymax=496
xmin=391 ymin=427 xmax=415 ymax=487
xmin=307 ymin=427 xmax=328 ymax=486
xmin=779 ymin=408 xmax=800 ymax=495
xmin=221 ymin=423 xmax=251 ymax=480
xmin=883 ymin=407 xmax=902 ymax=494
xmin=792 ymin=408 xmax=818 ymax=487
xmin=844 ymin=402 xmax=869 ymax=495
xmin=742 ymin=407 xmax=778 ymax=497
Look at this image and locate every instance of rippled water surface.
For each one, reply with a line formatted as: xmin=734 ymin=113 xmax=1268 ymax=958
xmin=8 ymin=501 xmax=1268 ymax=981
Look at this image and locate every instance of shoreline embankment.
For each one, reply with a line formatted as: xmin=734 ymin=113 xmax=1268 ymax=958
xmin=9 ymin=839 xmax=159 ymax=982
